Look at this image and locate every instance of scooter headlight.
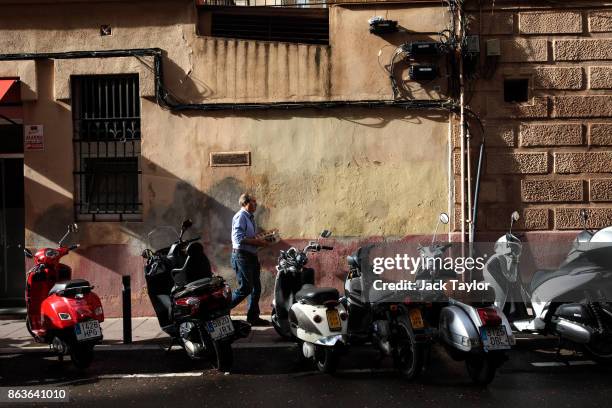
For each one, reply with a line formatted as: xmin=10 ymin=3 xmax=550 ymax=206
xmin=223 ymin=285 xmax=232 ymax=300
xmin=58 ymin=312 xmax=72 ymax=321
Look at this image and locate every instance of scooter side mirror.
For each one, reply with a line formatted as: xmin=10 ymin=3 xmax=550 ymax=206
xmin=178 ymin=219 xmax=193 ymax=241
xmin=320 ymin=230 xmax=332 ymax=238
xmin=181 ymin=219 xmax=193 ymax=231
xmin=431 ymin=212 xmax=449 ymax=245
xmin=59 ymin=223 xmax=78 ymax=247
xmin=509 ymin=210 xmax=520 ymax=235
xmin=24 ymin=248 xmax=33 ymax=258
xmin=439 ymin=213 xmax=449 ymax=225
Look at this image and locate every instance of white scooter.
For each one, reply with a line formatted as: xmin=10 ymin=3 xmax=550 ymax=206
xmin=483 ymin=210 xmax=612 ymax=362
xmin=271 ymin=230 xmax=348 ymax=373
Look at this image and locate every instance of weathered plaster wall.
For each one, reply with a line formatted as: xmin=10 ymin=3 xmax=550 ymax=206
xmin=1 ymin=0 xmax=453 ymax=315
xmin=190 ymin=4 xmax=449 ymax=102
xmin=22 ymin=99 xmax=450 ymax=316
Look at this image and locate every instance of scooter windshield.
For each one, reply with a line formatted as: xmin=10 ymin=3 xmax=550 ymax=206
xmin=146 ymin=226 xmax=200 ymax=253
xmin=147 ymin=226 xmax=179 ymax=252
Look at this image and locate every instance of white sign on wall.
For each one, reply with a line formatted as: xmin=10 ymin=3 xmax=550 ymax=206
xmin=24 ymin=125 xmax=44 ymax=151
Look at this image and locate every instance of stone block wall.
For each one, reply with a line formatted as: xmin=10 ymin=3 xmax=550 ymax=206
xmin=458 ymin=2 xmax=612 ymax=232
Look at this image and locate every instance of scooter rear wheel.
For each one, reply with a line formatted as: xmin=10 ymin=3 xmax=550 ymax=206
xmin=70 ymin=343 xmax=95 ymax=370
xmin=314 ymin=345 xmax=337 ymax=374
xmin=465 ymin=355 xmax=497 ymax=386
xmin=213 ymin=339 xmax=233 ymax=372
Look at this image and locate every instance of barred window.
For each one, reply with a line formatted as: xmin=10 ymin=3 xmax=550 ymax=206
xmin=71 ymin=75 xmax=142 ymax=221
xmin=197 ymin=6 xmax=329 ymax=45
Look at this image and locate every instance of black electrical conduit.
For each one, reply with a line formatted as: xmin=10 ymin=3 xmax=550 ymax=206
xmin=1 ymin=48 xmax=489 ymax=230
xmin=0 ymin=48 xmax=463 ymax=113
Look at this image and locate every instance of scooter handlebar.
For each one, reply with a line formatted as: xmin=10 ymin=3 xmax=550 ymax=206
xmin=441 ymin=242 xmax=452 ymax=251
xmin=69 ymin=244 xmax=80 ymax=251
xmin=321 ymin=245 xmax=334 ymax=250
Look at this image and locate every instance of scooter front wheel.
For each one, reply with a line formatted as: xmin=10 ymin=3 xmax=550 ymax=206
xmin=314 ymin=345 xmax=338 ymax=374
xmin=465 ymin=355 xmax=497 ymax=386
xmin=271 ymin=308 xmax=293 ymax=340
xmin=584 ymin=334 xmax=612 ymax=363
xmin=70 ymin=343 xmax=95 ymax=370
xmin=394 ymin=320 xmax=425 ymax=380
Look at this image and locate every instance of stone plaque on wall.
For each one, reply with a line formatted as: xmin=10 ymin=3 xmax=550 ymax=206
xmin=209 ymin=151 xmax=251 ymax=167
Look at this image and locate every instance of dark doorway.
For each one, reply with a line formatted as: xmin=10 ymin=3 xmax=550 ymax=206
xmin=0 ymin=157 xmax=25 ymax=306
xmin=0 ymin=78 xmax=25 ymax=307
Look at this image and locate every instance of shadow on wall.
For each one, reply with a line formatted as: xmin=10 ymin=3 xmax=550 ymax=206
xmin=25 ymin=152 xmax=285 ymax=316
xmin=24 ymin=101 xmax=449 ymax=317
xmin=25 ymin=148 xmax=447 ymax=317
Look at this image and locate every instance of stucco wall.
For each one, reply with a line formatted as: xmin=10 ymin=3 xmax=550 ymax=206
xmin=0 ymin=0 xmax=453 ymax=315
xmin=23 ymin=95 xmax=451 ymax=316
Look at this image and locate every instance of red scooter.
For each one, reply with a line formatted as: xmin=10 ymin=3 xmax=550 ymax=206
xmin=23 ymin=223 xmax=104 ymax=369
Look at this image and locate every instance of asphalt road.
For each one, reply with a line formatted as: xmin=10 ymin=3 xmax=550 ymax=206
xmin=1 ymin=344 xmax=611 ymax=408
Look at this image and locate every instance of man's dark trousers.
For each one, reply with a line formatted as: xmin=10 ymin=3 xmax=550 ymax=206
xmin=230 ymin=250 xmax=261 ymax=320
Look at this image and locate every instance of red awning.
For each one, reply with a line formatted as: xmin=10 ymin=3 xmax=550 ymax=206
xmin=0 ymin=79 xmax=17 ymax=102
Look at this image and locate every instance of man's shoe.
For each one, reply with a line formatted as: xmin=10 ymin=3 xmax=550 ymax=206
xmin=247 ymin=317 xmax=271 ymax=327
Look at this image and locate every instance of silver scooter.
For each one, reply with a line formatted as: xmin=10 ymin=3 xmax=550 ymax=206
xmin=415 ymin=213 xmax=515 ymax=385
xmin=483 ymin=210 xmax=612 ymax=362
xmin=271 ymin=231 xmax=348 ymax=373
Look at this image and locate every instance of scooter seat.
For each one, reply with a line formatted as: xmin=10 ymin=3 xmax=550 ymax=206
xmin=171 ymin=242 xmax=212 ymax=288
xmin=48 ymin=279 xmax=91 ymax=296
xmin=296 ymin=285 xmax=339 ymax=305
xmin=530 ymin=269 xmax=567 ymax=293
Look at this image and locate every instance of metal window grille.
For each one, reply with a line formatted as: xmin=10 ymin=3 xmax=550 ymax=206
xmin=72 ymin=75 xmax=142 ymax=221
xmin=209 ymin=9 xmax=329 ymax=44
xmin=199 ymin=1 xmax=328 ymax=7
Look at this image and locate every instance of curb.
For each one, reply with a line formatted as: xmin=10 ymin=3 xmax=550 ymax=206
xmin=1 ymin=335 xmax=557 ymax=355
xmin=0 ymin=342 xmax=296 ymax=355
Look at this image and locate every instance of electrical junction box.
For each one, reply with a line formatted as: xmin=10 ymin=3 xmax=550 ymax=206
xmin=486 ymin=39 xmax=501 ymax=56
xmin=368 ymin=16 xmax=398 ymax=34
xmin=409 ymin=64 xmax=439 ymax=81
xmin=403 ymin=41 xmax=441 ymax=57
xmin=466 ymin=35 xmax=480 ymax=54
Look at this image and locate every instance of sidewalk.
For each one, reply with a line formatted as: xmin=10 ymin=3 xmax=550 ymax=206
xmin=0 ymin=316 xmax=289 ymax=351
xmin=1 ymin=316 xmax=556 ymax=353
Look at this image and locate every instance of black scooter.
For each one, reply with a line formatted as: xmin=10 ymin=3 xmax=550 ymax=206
xmin=343 ymin=245 xmax=432 ymax=379
xmin=142 ymin=219 xmax=250 ymax=371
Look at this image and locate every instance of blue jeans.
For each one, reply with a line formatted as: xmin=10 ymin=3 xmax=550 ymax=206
xmin=230 ymin=251 xmax=261 ymax=321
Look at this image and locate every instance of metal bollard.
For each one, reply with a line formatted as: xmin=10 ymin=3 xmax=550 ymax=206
xmin=122 ymin=275 xmax=132 ymax=344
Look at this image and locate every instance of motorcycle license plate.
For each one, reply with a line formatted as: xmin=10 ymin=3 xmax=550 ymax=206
xmin=409 ymin=309 xmax=424 ymax=329
xmin=326 ymin=309 xmax=342 ymax=331
xmin=481 ymin=326 xmax=510 ymax=352
xmin=74 ymin=320 xmax=102 ymax=342
xmin=206 ymin=316 xmax=235 ymax=340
